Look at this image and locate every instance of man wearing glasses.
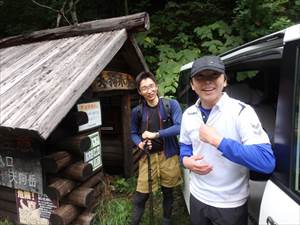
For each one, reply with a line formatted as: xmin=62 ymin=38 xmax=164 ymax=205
xmin=130 ymin=71 xmax=182 ymax=225
xmin=179 ymin=56 xmax=275 ymax=225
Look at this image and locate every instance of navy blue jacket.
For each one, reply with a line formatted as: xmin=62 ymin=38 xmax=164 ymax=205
xmin=131 ymin=98 xmax=182 ymax=158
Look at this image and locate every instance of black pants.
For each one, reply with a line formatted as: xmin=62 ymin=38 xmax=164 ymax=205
xmin=190 ymin=194 xmax=248 ymax=225
xmin=130 ymin=186 xmax=173 ymax=225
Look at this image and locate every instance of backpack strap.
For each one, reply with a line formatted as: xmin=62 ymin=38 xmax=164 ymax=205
xmin=137 ymin=98 xmax=172 ymax=131
xmin=136 ymin=103 xmax=143 ymax=134
xmin=161 ymin=98 xmax=171 ymax=122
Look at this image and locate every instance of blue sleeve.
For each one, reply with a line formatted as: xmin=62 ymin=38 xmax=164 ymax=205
xmin=159 ymin=99 xmax=182 ymax=137
xmin=219 ymin=138 xmax=275 ymax=173
xmin=130 ymin=107 xmax=142 ymax=146
xmin=180 ymin=143 xmax=193 ymax=164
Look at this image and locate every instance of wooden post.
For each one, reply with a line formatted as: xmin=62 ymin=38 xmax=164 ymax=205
xmin=0 ymin=186 xmax=16 ymax=202
xmin=42 ymin=151 xmax=74 ymax=173
xmin=50 ymin=204 xmax=80 ymax=225
xmin=46 ymin=178 xmax=76 ymax=201
xmin=61 ymin=161 xmax=93 ymax=181
xmin=122 ymin=94 xmax=133 ymax=178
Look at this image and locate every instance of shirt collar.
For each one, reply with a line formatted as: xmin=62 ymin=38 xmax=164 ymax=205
xmin=195 ymin=92 xmax=229 ymax=112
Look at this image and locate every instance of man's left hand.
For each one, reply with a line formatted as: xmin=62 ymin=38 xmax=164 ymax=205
xmin=142 ymin=131 xmax=158 ymax=139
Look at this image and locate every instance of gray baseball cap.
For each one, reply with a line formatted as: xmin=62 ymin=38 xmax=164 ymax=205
xmin=190 ymin=56 xmax=225 ymax=78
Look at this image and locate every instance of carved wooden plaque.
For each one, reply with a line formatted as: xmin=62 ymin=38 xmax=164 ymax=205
xmin=92 ymin=71 xmax=135 ymax=92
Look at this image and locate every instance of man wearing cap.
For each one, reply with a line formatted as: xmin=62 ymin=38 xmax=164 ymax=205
xmin=179 ymin=55 xmax=275 ymax=225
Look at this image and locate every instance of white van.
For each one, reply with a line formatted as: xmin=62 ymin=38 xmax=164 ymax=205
xmin=177 ymin=24 xmax=300 ymax=225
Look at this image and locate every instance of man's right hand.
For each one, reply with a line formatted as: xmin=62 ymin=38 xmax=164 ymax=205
xmin=183 ymin=155 xmax=213 ymax=175
xmin=138 ymin=139 xmax=152 ymax=150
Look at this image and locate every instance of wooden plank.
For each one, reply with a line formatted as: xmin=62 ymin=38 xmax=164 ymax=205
xmin=0 ymin=12 xmax=149 ymax=48
xmin=34 ymin=30 xmax=127 ymax=139
xmin=0 ymin=209 xmax=18 ymax=224
xmin=0 ymin=199 xmax=17 ymax=213
xmin=0 ymin=186 xmax=16 ymax=202
xmin=0 ymin=39 xmax=61 ymax=82
xmin=0 ymin=42 xmax=42 ymax=68
xmin=0 ymin=34 xmax=99 ymax=121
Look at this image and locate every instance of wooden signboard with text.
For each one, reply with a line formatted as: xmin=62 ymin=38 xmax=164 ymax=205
xmin=0 ymin=132 xmax=43 ymax=194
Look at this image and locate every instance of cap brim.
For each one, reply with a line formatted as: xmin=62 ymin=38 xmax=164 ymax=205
xmin=190 ymin=66 xmax=224 ymax=78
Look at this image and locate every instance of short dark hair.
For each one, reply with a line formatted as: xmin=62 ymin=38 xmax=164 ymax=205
xmin=135 ymin=71 xmax=157 ymax=90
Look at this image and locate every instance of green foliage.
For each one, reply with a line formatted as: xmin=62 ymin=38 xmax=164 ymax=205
xmin=233 ymin=0 xmax=294 ymax=41
xmin=2 ymin=0 xmax=300 ymax=96
xmin=0 ymin=220 xmax=13 ymax=225
xmin=156 ymin=47 xmax=200 ymax=96
xmin=194 ymin=21 xmax=243 ymax=55
xmin=95 ymin=198 xmax=132 ymax=225
xmin=111 ymin=176 xmax=136 ymax=194
xmin=135 ymin=1 xmax=235 ymax=97
xmin=93 ymin=176 xmax=189 ymax=225
xmin=236 ymin=70 xmax=258 ymax=82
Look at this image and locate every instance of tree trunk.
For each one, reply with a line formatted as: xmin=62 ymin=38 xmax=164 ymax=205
xmin=0 ymin=12 xmax=150 ymax=49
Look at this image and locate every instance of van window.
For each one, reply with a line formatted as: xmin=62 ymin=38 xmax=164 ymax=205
xmin=295 ymin=109 xmax=300 ymax=194
xmin=293 ymin=53 xmax=300 ymax=195
xmin=226 ymin=67 xmax=280 ymax=144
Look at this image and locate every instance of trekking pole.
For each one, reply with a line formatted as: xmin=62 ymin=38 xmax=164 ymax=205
xmin=144 ymin=142 xmax=154 ymax=225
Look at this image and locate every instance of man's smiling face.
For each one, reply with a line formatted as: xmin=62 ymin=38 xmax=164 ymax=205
xmin=191 ymin=70 xmax=227 ymax=109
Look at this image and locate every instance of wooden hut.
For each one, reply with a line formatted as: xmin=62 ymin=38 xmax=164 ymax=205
xmin=0 ymin=12 xmax=149 ymax=224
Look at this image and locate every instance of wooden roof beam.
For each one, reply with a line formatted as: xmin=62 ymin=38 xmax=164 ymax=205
xmin=0 ymin=12 xmax=150 ymax=49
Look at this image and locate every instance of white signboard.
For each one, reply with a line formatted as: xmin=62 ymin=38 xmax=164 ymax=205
xmin=84 ymin=145 xmax=101 ymax=162
xmin=83 ymin=132 xmax=102 ymax=171
xmin=16 ymin=190 xmax=57 ymax=225
xmin=88 ymin=155 xmax=102 ymax=171
xmin=77 ymin=101 xmax=102 ymax=132
xmin=88 ymin=132 xmax=101 ymax=149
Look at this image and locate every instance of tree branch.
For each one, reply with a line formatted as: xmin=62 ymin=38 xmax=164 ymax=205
xmin=31 ymin=0 xmax=58 ymax=13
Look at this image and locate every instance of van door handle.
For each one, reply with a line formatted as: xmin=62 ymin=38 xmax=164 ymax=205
xmin=267 ymin=216 xmax=278 ymax=225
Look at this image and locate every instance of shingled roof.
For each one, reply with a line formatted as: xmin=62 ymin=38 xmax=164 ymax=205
xmin=0 ymin=12 xmax=149 ymax=140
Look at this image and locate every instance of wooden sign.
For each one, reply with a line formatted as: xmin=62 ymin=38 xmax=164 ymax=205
xmin=0 ymin=133 xmax=43 ymax=193
xmin=0 ymin=154 xmax=43 ymax=193
xmin=77 ymin=101 xmax=102 ymax=132
xmin=16 ymin=189 xmax=58 ymax=225
xmin=92 ymin=70 xmax=136 ymax=92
